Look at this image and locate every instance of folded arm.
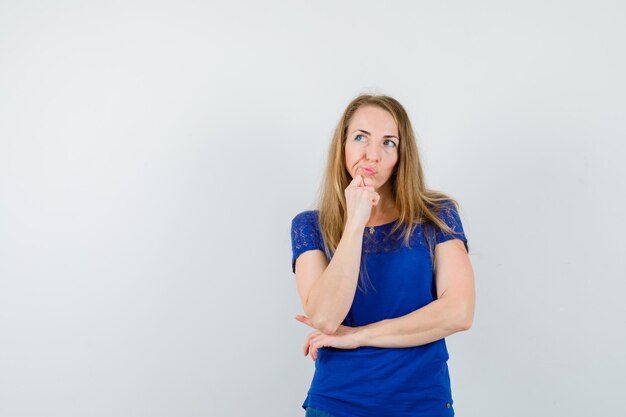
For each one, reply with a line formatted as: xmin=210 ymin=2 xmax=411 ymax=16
xmin=357 ymin=238 xmax=475 ymax=348
xmin=296 ymin=221 xmax=365 ymax=334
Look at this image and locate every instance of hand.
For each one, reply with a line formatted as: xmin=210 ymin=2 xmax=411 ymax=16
xmin=294 ymin=315 xmax=363 ymax=361
xmin=344 ymin=175 xmax=380 ymax=230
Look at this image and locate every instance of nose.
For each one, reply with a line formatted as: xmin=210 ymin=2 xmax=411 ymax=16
xmin=365 ymin=142 xmax=381 ymax=162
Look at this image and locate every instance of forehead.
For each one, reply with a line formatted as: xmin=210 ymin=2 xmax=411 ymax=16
xmin=348 ymin=105 xmax=398 ymax=136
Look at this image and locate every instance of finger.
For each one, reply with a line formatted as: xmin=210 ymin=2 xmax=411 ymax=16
xmin=346 ymin=175 xmax=362 ymax=190
xmin=313 ymin=343 xmax=324 ymax=361
xmin=311 ymin=339 xmax=325 ymax=360
xmin=311 ymin=332 xmax=324 ymax=342
xmin=294 ymin=315 xmax=314 ymax=328
xmin=305 ymin=332 xmax=321 ymax=356
xmin=307 ymin=331 xmax=320 ymax=345
xmin=308 ymin=330 xmax=321 ymax=338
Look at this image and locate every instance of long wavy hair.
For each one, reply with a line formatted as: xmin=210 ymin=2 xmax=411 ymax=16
xmin=314 ymin=94 xmax=465 ymax=293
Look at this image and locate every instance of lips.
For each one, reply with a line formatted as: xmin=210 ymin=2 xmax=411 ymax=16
xmin=361 ymin=166 xmax=377 ymax=175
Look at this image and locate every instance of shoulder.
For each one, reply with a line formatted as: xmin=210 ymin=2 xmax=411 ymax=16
xmin=291 ymin=210 xmax=320 ymax=227
xmin=290 ymin=210 xmax=323 ymax=242
xmin=428 ymin=199 xmax=461 ymax=222
xmin=429 ymin=198 xmax=457 ymax=212
xmin=430 ymin=199 xmax=468 ymax=250
xmin=290 ymin=210 xmax=325 ymax=272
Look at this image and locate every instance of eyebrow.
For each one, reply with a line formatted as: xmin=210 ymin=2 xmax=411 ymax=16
xmin=352 ymin=129 xmax=399 ymax=140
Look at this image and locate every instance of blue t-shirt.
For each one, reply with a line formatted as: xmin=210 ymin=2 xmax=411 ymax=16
xmin=290 ymin=201 xmax=468 ymax=417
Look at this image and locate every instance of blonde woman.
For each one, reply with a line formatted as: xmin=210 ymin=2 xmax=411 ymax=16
xmin=290 ymin=94 xmax=475 ymax=417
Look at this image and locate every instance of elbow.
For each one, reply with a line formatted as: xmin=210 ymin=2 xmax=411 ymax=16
xmin=321 ymin=323 xmax=340 ymax=335
xmin=452 ymin=303 xmax=474 ymax=332
xmin=311 ymin=316 xmax=340 ymax=335
xmin=459 ymin=310 xmax=474 ymax=331
xmin=304 ymin=303 xmax=341 ymax=334
xmin=458 ymin=316 xmax=473 ymax=331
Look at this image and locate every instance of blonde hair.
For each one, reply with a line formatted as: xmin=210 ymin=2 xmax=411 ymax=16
xmin=314 ymin=94 xmax=464 ymax=292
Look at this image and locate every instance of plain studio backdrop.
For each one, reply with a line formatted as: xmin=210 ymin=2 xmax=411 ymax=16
xmin=1 ymin=1 xmax=624 ymax=416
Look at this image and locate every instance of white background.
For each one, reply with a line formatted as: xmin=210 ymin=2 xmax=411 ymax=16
xmin=1 ymin=1 xmax=625 ymax=416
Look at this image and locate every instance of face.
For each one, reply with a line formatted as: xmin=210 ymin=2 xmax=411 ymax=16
xmin=344 ymin=105 xmax=399 ymax=190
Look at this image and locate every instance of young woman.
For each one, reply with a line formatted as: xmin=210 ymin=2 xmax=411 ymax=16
xmin=290 ymin=94 xmax=475 ymax=417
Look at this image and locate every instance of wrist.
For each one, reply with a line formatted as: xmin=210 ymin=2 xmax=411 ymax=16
xmin=344 ymin=220 xmax=364 ymax=235
xmin=355 ymin=325 xmax=371 ymax=347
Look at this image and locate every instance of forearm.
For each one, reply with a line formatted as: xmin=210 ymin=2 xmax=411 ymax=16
xmin=357 ymin=298 xmax=471 ymax=348
xmin=306 ymin=222 xmax=364 ymax=334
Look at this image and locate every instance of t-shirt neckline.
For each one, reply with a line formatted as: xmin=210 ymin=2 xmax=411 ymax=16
xmin=366 ymin=218 xmax=400 ymax=229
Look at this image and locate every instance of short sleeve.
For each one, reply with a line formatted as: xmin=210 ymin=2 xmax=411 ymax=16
xmin=290 ymin=210 xmax=325 ymax=274
xmin=434 ymin=201 xmax=469 ymax=252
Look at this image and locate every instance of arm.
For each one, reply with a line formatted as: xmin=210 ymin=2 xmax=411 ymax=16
xmin=357 ymin=238 xmax=475 ymax=348
xmin=296 ymin=220 xmax=365 ymax=335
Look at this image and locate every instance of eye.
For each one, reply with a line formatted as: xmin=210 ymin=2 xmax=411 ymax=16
xmin=384 ymin=139 xmax=397 ymax=148
xmin=354 ymin=134 xmax=366 ymax=142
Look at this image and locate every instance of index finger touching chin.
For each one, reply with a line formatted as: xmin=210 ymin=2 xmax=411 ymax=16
xmin=347 ymin=174 xmax=362 ymax=189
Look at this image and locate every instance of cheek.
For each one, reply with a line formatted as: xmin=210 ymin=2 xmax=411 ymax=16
xmin=344 ymin=147 xmax=357 ymax=165
xmin=387 ymin=159 xmax=398 ymax=173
